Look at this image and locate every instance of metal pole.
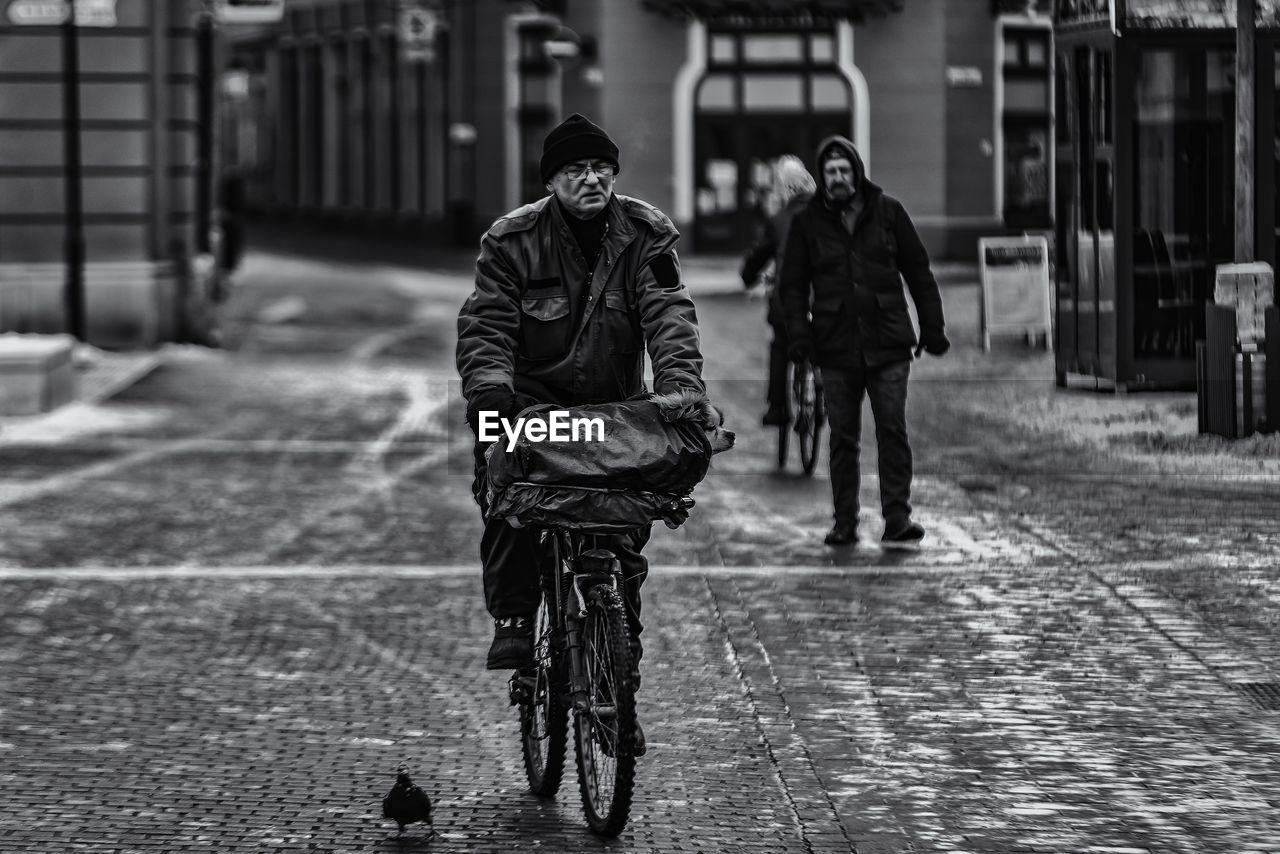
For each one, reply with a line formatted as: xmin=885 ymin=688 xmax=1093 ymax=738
xmin=61 ymin=2 xmax=86 ymax=341
xmin=1236 ymin=0 xmax=1255 ymax=261
xmin=440 ymin=21 xmax=455 ymax=242
xmin=196 ymin=11 xmax=215 ymax=254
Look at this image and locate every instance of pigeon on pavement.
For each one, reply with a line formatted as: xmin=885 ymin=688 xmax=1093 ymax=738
xmin=382 ymin=765 xmax=433 ymax=836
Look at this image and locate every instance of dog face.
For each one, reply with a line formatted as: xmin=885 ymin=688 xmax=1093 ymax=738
xmin=652 ymin=389 xmax=735 ymax=454
xmin=704 ymin=403 xmax=736 ymax=455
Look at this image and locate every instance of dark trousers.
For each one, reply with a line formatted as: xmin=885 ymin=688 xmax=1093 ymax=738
xmin=473 ymin=443 xmax=651 ymax=669
xmin=819 ymin=359 xmax=913 ymax=526
xmin=766 ymin=315 xmax=790 ymax=415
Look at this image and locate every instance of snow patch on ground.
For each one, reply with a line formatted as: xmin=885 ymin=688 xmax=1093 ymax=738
xmin=1000 ymin=381 xmax=1280 ymax=479
xmin=0 ymin=402 xmax=167 ymax=446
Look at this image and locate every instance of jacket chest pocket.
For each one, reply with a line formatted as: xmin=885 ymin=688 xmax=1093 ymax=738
xmin=872 ymin=289 xmax=916 ymax=348
xmin=519 ymin=295 xmax=571 ymax=360
xmin=602 ymin=289 xmax=642 ymax=354
xmin=811 ymin=294 xmax=852 ymax=353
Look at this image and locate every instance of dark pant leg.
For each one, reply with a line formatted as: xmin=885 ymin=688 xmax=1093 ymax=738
xmin=473 ymin=440 xmax=541 ymax=620
xmin=864 ymin=358 xmax=913 ymax=524
xmin=766 ymin=316 xmax=790 ymax=413
xmin=480 ymin=518 xmax=542 ymax=619
xmin=603 ymin=526 xmax=650 ymax=687
xmin=817 ymin=366 xmax=866 ymax=525
xmin=475 ymin=439 xmax=650 ymax=674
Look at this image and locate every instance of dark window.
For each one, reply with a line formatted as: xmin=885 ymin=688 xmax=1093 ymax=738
xmin=1131 ymin=47 xmax=1236 ymax=358
xmin=1002 ymin=27 xmax=1052 ymax=227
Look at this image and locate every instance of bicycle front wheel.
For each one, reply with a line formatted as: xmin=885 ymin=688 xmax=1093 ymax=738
xmin=520 ymin=593 xmax=568 ymax=796
xmin=776 ymin=395 xmax=790 ymax=469
xmin=573 ymin=583 xmax=637 ymax=836
xmin=796 ymin=363 xmax=823 ymax=476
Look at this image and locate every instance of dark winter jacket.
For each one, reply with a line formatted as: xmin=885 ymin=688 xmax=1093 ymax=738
xmin=457 ymin=193 xmax=704 ymax=408
xmin=778 ymin=136 xmax=946 ymax=368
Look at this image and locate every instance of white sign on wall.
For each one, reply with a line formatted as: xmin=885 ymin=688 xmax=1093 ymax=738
xmin=7 ymin=0 xmax=116 ymax=27
xmin=399 ymin=3 xmax=441 ymax=64
xmin=214 ymin=0 xmax=284 ymax=25
xmin=978 ymin=235 xmax=1053 ymax=351
xmin=945 ymin=66 xmax=984 ymax=87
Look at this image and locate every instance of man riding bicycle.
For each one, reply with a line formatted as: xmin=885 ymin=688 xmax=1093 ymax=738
xmin=456 ymin=114 xmax=707 ymax=753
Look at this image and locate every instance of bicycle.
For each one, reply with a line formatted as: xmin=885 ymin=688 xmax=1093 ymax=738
xmin=778 ymin=358 xmax=824 ymax=475
xmin=507 ymin=495 xmax=693 ymax=836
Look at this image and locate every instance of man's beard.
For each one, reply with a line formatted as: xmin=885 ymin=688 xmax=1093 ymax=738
xmin=825 ymin=182 xmax=854 ymax=204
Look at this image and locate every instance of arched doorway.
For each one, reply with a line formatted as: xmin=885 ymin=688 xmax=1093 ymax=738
xmin=692 ymin=27 xmax=853 ymax=251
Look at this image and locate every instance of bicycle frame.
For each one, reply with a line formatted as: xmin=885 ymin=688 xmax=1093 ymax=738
xmin=542 ymin=528 xmax=622 ymax=712
xmin=511 ymin=524 xmax=640 ymax=835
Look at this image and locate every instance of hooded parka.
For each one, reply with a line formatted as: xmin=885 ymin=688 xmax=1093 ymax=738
xmin=779 ymin=136 xmax=946 ymax=369
xmin=457 ymin=193 xmax=704 ymax=408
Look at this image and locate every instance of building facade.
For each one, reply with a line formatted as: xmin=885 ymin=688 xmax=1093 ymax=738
xmin=1053 ymin=0 xmax=1280 ymax=390
xmin=0 ymin=0 xmax=226 ymax=347
xmin=227 ymin=0 xmax=1054 ymax=260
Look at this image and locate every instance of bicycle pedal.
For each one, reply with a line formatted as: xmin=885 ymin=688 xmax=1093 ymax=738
xmin=508 ymin=672 xmax=536 ymax=706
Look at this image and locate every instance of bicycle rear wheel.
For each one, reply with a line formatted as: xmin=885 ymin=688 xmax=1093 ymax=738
xmin=573 ymin=583 xmax=637 ymax=836
xmin=520 ymin=593 xmax=568 ymax=796
xmin=796 ymin=362 xmax=822 ymax=476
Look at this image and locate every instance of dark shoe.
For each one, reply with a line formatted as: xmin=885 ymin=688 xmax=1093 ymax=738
xmin=486 ymin=617 xmax=534 ymax=670
xmin=762 ymin=404 xmax=788 ymax=426
xmin=633 ymin=720 xmax=647 ymax=757
xmin=881 ymin=518 xmax=925 ymax=549
xmin=823 ymin=521 xmax=858 ymax=546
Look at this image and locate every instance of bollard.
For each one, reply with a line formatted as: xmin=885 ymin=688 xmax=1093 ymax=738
xmin=0 ymin=334 xmax=76 ymax=416
xmin=1200 ymin=264 xmax=1277 ymax=437
xmin=1200 ymin=303 xmax=1238 ymax=437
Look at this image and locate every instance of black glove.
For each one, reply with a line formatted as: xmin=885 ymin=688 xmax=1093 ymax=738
xmin=466 ymin=387 xmax=539 ymax=435
xmin=787 ymin=340 xmax=815 ymax=365
xmin=914 ymin=332 xmax=950 ymax=358
xmin=660 ymin=495 xmax=695 ymax=529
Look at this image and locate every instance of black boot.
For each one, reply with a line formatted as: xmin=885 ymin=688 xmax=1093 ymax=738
xmin=823 ymin=520 xmax=858 ymax=546
xmin=486 ymin=617 xmax=533 ymax=670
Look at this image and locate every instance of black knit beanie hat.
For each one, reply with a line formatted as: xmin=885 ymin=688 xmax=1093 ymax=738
xmin=540 ymin=113 xmax=620 ymax=182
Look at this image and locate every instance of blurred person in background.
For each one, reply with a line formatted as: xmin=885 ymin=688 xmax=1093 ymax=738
xmin=739 ymin=155 xmax=817 ymax=428
xmin=778 ymin=136 xmax=948 ymax=548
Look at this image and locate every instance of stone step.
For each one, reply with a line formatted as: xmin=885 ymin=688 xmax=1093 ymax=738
xmin=0 ymin=333 xmax=76 ymax=416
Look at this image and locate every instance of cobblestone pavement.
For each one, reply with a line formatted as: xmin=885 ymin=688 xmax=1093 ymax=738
xmin=3 ymin=560 xmax=1280 ymax=853
xmin=3 ymin=250 xmax=1280 ymax=852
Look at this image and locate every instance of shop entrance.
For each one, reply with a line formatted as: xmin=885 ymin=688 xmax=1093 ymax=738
xmin=693 ymin=113 xmax=848 ymax=252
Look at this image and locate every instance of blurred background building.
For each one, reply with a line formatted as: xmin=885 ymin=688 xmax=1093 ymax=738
xmin=1053 ymin=0 xmax=1280 ymax=390
xmin=0 ymin=0 xmax=227 ymax=347
xmin=222 ymin=0 xmax=1054 ymax=258
xmin=0 ymin=0 xmax=1054 ymax=346
xmin=9 ymin=0 xmax=1275 ymax=389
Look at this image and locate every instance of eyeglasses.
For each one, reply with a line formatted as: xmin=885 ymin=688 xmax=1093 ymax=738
xmin=562 ymin=162 xmax=616 ymax=181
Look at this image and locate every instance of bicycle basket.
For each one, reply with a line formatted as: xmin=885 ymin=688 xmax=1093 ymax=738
xmin=486 ymin=482 xmax=689 ymax=534
xmin=484 ymin=399 xmax=712 ymax=495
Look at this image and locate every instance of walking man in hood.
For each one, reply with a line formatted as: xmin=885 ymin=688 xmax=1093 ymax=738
xmin=778 ymin=136 xmax=949 ymax=548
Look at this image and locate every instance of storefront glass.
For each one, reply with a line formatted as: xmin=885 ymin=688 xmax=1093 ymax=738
xmin=1003 ymin=27 xmax=1052 ymax=228
xmin=693 ymin=25 xmax=850 ymax=250
xmin=1131 ymin=47 xmax=1235 ymax=360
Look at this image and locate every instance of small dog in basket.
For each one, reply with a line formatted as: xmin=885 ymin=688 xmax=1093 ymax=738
xmin=651 ymin=388 xmax=735 ymax=455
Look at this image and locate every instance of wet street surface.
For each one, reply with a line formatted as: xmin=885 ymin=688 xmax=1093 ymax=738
xmin=2 ymin=244 xmax=1279 ymax=852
